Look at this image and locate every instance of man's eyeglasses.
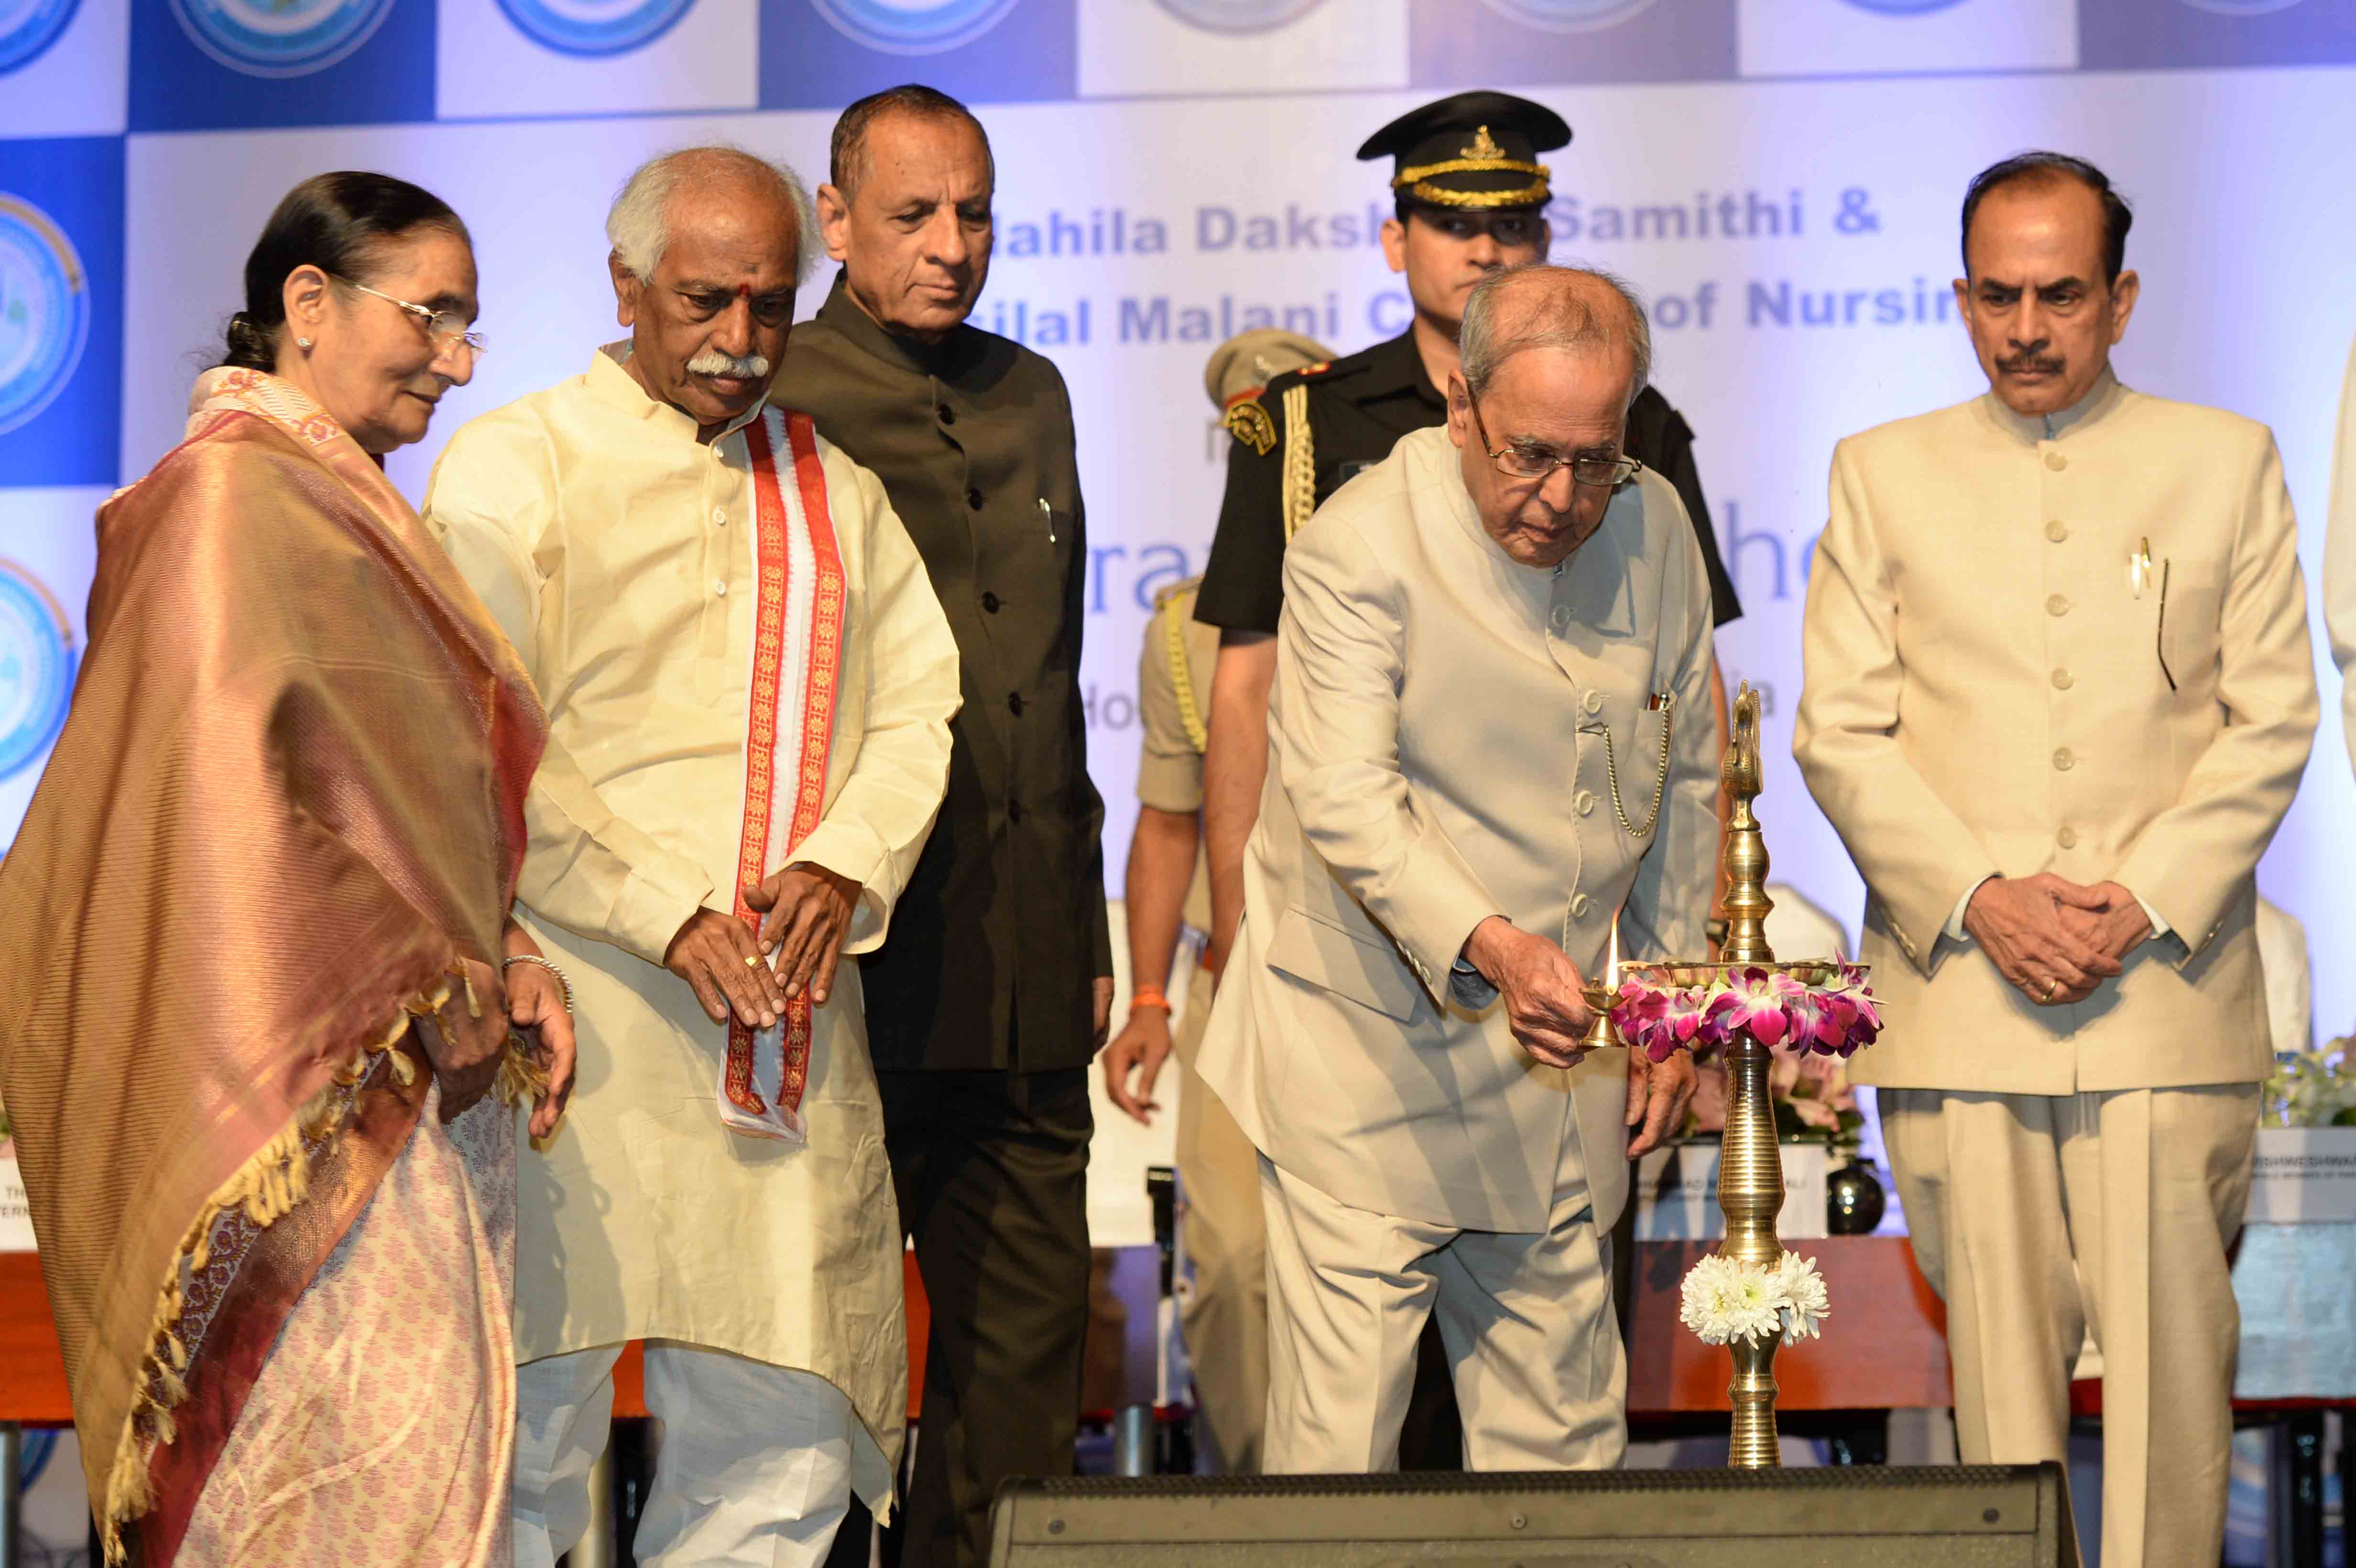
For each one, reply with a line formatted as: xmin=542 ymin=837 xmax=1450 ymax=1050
xmin=1467 ymin=393 xmax=1641 ymax=488
xmin=336 ymin=277 xmax=487 ymax=357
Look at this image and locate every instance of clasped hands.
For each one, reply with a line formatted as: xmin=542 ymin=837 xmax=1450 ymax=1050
xmin=1462 ymin=916 xmax=1693 ymax=1157
xmin=664 ymin=863 xmax=862 ymax=1028
xmin=1962 ymin=873 xmax=2153 ymax=1008
xmin=423 ymin=929 xmax=577 ymax=1140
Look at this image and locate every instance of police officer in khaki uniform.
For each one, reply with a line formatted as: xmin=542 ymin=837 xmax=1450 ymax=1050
xmin=1103 ymin=328 xmax=1332 ymax=1474
xmin=1796 ymin=154 xmax=2317 ymax=1568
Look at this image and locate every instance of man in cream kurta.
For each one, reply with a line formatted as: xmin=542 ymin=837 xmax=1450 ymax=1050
xmin=423 ymin=150 xmax=960 ymax=1568
xmin=1795 ymin=154 xmax=2315 ymax=1568
xmin=1196 ymin=265 xmax=1712 ymax=1473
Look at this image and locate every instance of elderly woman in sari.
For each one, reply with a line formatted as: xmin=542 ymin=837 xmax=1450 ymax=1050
xmin=0 ymin=172 xmax=574 ymax=1567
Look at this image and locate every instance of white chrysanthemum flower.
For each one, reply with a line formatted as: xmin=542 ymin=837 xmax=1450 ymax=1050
xmin=1680 ymin=1255 xmax=1782 ymax=1346
xmin=1680 ymin=1252 xmax=1836 ymax=1348
xmin=1677 ymin=1255 xmax=1735 ymax=1345
xmin=1774 ymin=1252 xmax=1831 ymax=1344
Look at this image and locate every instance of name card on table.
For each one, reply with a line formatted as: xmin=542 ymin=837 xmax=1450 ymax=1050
xmin=1634 ymin=1140 xmax=1829 ymax=1241
xmin=2245 ymin=1126 xmax=2356 ymax=1224
xmin=0 ymin=1146 xmax=34 ymax=1252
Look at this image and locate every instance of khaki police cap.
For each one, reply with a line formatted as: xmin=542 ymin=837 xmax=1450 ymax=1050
xmin=1202 ymin=327 xmax=1336 ymax=410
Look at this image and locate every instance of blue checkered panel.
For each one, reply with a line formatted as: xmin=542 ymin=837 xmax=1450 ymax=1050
xmin=0 ymin=136 xmax=120 ymax=487
xmin=2080 ymin=0 xmax=2356 ymax=69
xmin=1407 ymin=0 xmax=1738 ymax=87
xmin=761 ymin=0 xmax=1079 ymax=109
xmin=131 ymin=0 xmax=435 ymax=129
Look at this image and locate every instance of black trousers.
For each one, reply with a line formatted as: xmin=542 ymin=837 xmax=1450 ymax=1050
xmin=865 ymin=1065 xmax=1094 ymax=1568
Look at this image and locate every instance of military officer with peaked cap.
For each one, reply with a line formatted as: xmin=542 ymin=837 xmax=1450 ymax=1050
xmin=1195 ymin=90 xmax=1740 ymax=989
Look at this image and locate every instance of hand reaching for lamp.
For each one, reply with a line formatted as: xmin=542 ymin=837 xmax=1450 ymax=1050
xmin=1461 ymin=916 xmax=1594 ymax=1069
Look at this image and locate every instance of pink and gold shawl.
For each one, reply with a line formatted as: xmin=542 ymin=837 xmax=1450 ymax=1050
xmin=0 ymin=370 xmax=546 ymax=1563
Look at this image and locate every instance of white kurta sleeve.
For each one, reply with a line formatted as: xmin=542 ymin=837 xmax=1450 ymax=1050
xmin=785 ymin=460 xmax=961 ymax=954
xmin=423 ymin=421 xmax=716 ymax=968
xmin=2113 ymin=430 xmax=2317 ymax=960
xmin=1274 ymin=512 xmax=1502 ymax=1006
xmin=1793 ymin=437 xmax=2002 ymax=974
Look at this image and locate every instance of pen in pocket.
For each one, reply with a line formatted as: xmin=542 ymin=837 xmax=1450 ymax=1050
xmin=2154 ymin=556 xmax=2176 ymax=693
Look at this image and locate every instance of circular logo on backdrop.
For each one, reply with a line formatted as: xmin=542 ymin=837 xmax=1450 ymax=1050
xmin=1840 ymin=0 xmax=1967 ymax=13
xmin=806 ymin=0 xmax=1018 ymax=54
xmin=1149 ymin=0 xmax=1324 ymax=32
xmin=169 ymin=0 xmax=395 ymax=76
xmin=0 ymin=0 xmax=77 ymax=74
xmin=1476 ymin=0 xmax=1655 ymax=31
xmin=497 ymin=0 xmax=693 ymax=54
xmin=0 ymin=560 xmax=76 ymax=783
xmin=0 ymin=196 xmax=87 ymax=439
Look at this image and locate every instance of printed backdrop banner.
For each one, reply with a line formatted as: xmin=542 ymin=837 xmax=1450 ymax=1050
xmin=6 ymin=0 xmax=2356 ymax=1030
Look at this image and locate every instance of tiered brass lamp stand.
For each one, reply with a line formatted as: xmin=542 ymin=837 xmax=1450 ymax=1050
xmin=1588 ymin=684 xmax=1879 ymax=1469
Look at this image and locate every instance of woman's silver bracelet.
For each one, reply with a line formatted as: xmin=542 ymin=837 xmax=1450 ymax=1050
xmin=502 ymin=953 xmax=574 ymax=1014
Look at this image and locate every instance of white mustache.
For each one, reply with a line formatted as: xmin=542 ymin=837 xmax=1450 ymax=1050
xmin=687 ymin=349 xmax=771 ymax=379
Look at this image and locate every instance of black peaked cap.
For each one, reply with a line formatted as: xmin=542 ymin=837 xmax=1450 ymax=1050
xmin=1357 ymin=91 xmax=1571 ymax=211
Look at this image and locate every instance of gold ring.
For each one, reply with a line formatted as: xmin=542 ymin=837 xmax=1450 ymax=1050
xmin=2043 ymin=977 xmax=2060 ymax=1000
xmin=745 ymin=954 xmax=764 ymax=969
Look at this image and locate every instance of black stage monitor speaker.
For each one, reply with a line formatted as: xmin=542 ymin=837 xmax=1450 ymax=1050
xmin=988 ymin=1462 xmax=2080 ymax=1568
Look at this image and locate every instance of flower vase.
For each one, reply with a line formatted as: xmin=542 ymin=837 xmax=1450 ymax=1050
xmin=1826 ymin=1160 xmax=1886 ymax=1235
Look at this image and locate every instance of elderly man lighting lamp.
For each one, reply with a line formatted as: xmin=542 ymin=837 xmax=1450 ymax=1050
xmin=1196 ymin=263 xmax=1712 ymax=1474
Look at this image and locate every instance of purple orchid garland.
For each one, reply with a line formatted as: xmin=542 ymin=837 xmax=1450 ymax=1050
xmin=1610 ymin=964 xmax=1882 ymax=1064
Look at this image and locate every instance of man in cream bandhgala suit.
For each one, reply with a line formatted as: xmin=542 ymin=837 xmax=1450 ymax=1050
xmin=1196 ymin=265 xmax=1710 ymax=1473
xmin=1796 ymin=155 xmax=2316 ymax=1568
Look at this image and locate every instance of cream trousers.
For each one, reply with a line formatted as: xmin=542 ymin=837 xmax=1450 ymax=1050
xmin=1880 ymin=1084 xmax=2258 ymax=1568
xmin=1256 ymin=1101 xmax=1622 ymax=1474
xmin=1175 ymin=965 xmax=1270 ymax=1474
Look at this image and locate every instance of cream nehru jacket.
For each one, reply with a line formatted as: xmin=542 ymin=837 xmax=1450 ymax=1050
xmin=1193 ymin=425 xmax=1720 ymax=1234
xmin=1795 ymin=372 xmax=2317 ymax=1096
